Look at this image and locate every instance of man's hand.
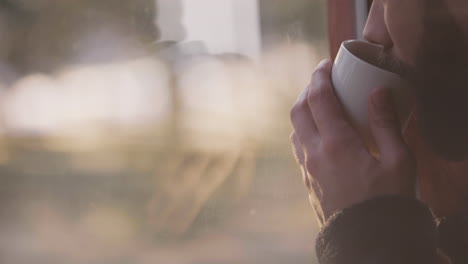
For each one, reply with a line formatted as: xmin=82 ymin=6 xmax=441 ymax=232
xmin=290 ymin=60 xmax=416 ymax=226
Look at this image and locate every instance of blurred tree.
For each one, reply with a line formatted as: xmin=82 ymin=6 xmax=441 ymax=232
xmin=1 ymin=0 xmax=159 ymax=75
xmin=259 ymin=0 xmax=327 ymax=47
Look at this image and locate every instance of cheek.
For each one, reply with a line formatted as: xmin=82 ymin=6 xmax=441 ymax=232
xmin=448 ymin=0 xmax=468 ymax=37
xmin=384 ymin=1 xmax=424 ymax=67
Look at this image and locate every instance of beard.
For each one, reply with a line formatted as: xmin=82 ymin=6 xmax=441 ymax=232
xmin=377 ymin=0 xmax=468 ymax=161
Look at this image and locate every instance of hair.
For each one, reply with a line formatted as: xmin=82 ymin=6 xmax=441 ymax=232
xmin=412 ymin=0 xmax=468 ymax=160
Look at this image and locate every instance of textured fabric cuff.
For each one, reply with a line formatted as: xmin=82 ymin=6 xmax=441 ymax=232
xmin=438 ymin=204 xmax=468 ymax=264
xmin=316 ymin=196 xmax=438 ymax=264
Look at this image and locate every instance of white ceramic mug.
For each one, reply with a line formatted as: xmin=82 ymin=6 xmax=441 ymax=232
xmin=331 ymin=39 xmax=412 ymax=152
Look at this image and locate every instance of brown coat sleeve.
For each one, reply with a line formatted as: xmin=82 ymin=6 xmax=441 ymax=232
xmin=316 ymin=196 xmax=438 ymax=264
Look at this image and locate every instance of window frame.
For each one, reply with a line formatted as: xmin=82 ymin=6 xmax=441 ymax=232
xmin=327 ymin=0 xmax=370 ymax=59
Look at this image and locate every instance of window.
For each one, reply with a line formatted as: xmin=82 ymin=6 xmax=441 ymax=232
xmin=0 ymin=1 xmax=328 ymax=263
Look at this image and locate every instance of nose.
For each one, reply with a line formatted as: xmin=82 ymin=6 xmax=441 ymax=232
xmin=363 ymin=1 xmax=393 ymax=50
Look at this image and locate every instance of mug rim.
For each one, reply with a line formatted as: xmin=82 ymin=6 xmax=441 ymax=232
xmin=340 ymin=39 xmax=403 ymax=80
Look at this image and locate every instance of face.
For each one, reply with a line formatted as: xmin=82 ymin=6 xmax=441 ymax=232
xmin=364 ymin=0 xmax=468 ymax=160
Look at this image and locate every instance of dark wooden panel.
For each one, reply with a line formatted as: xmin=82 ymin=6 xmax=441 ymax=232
xmin=327 ymin=0 xmax=357 ymax=59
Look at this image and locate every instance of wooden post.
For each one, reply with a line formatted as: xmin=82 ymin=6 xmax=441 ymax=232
xmin=327 ymin=0 xmax=357 ymax=60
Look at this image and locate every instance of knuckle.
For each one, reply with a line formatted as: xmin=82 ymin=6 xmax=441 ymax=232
xmin=331 ymin=119 xmax=354 ymax=133
xmin=321 ymin=135 xmax=358 ymax=157
xmin=305 ymin=158 xmax=318 ymax=172
xmin=289 ymin=104 xmax=301 ymax=121
xmin=321 ymin=139 xmax=342 ymax=158
xmin=307 ymin=84 xmax=327 ymax=105
xmin=311 ymin=67 xmax=329 ymax=84
xmin=313 ymin=64 xmax=330 ymax=77
xmin=290 ymin=132 xmax=296 ymax=143
xmin=370 ymin=100 xmax=398 ymax=129
xmin=312 ymin=67 xmax=324 ymax=79
xmin=322 ymin=141 xmax=361 ymax=162
xmin=371 ymin=112 xmax=398 ymax=129
xmin=388 ymin=149 xmax=414 ymax=168
xmin=303 ymin=174 xmax=312 ymax=190
xmin=309 ymin=84 xmax=333 ymax=106
xmin=290 ymin=100 xmax=310 ymax=123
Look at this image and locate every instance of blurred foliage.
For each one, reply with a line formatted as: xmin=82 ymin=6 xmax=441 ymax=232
xmin=259 ymin=0 xmax=327 ymax=46
xmin=0 ymin=0 xmax=327 ymax=263
xmin=0 ymin=0 xmax=158 ymax=74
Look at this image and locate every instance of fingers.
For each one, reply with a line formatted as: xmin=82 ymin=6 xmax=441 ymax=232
xmin=290 ymin=84 xmax=320 ymax=197
xmin=290 ymin=85 xmax=320 ymax=152
xmin=309 ymin=193 xmax=325 ymax=227
xmin=292 ymin=132 xmax=314 ymax=197
xmin=291 ymin=132 xmax=313 ymax=192
xmin=290 ymin=132 xmax=305 ymax=165
xmin=369 ymin=87 xmax=410 ymax=163
xmin=308 ymin=60 xmax=358 ymax=144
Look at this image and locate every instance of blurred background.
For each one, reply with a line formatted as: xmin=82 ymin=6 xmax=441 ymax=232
xmin=0 ymin=0 xmax=328 ymax=263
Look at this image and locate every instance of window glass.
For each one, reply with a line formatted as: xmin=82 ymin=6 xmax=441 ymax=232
xmin=0 ymin=0 xmax=328 ymax=263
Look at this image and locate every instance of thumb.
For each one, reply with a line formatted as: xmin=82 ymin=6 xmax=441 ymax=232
xmin=369 ymin=87 xmax=407 ymax=161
